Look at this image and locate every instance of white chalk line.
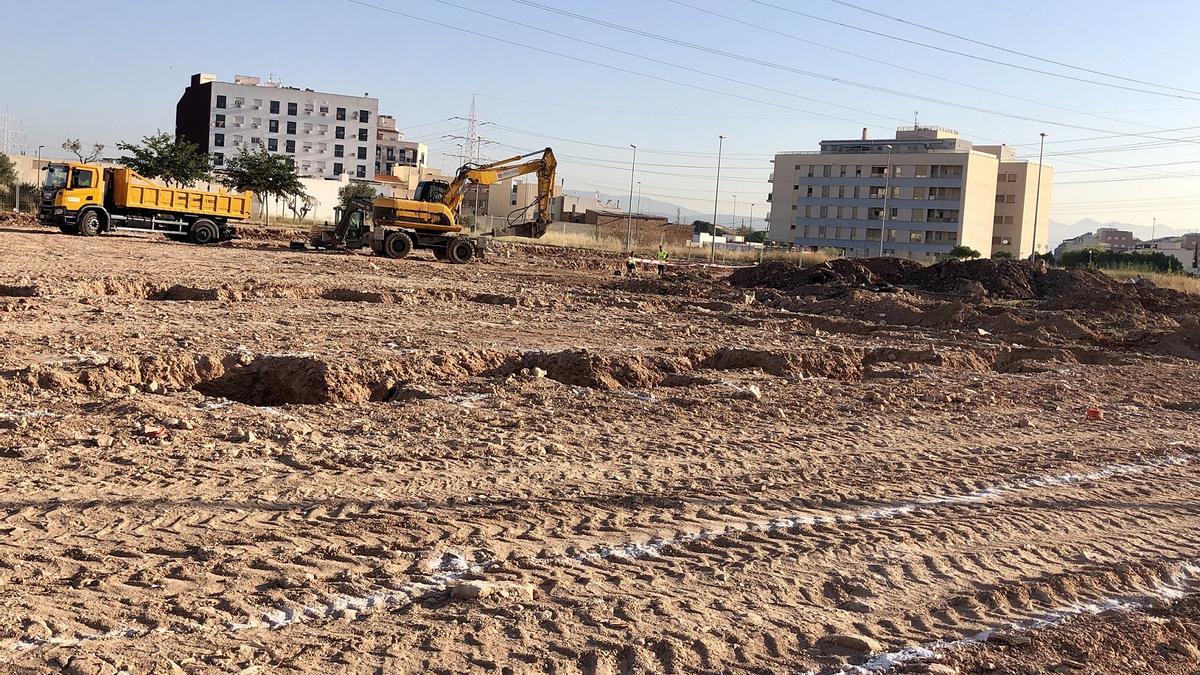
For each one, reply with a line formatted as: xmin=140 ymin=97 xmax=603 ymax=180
xmin=3 ymin=450 xmax=1196 ymax=656
xmin=835 ymin=560 xmax=1200 ymax=674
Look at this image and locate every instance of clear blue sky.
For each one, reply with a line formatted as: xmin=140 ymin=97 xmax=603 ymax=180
xmin=3 ymin=0 xmax=1198 ymax=234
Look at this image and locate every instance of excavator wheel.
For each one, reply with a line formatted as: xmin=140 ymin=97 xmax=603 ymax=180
xmin=382 ymin=231 xmax=413 ymax=259
xmin=444 ymin=237 xmax=475 ymax=265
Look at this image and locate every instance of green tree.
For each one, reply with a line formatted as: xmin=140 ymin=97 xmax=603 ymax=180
xmin=116 ymin=131 xmax=212 ymax=187
xmin=692 ymin=220 xmax=724 ymax=236
xmin=948 ymin=245 xmax=981 ymax=259
xmin=62 ymin=138 xmax=105 ymax=163
xmin=338 ymin=180 xmax=379 ymax=208
xmin=221 ymin=147 xmax=308 ymax=225
xmin=0 ymin=153 xmax=16 ymax=191
xmin=992 ymin=250 xmax=1013 ymax=259
xmin=746 ymin=230 xmax=768 ymax=244
xmin=1059 ymin=248 xmax=1182 ymax=273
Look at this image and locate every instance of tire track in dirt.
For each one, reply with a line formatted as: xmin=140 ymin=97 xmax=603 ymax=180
xmin=837 ymin=561 xmax=1200 ymax=674
xmin=5 ymin=450 xmax=1195 ymax=657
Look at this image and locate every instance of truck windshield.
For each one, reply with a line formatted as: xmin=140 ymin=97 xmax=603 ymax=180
xmin=43 ymin=165 xmax=69 ymax=189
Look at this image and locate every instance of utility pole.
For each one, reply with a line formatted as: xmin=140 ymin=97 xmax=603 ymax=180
xmin=1152 ymin=216 xmax=1157 ymax=241
xmin=627 ymin=144 xmax=637 ymax=252
xmin=711 ymin=135 xmax=726 ymax=262
xmin=880 ymin=144 xmax=893 ymax=257
xmin=1031 ymin=132 xmax=1047 ymax=260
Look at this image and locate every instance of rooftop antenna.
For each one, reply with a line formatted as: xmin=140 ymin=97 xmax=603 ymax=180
xmin=913 ymin=110 xmax=920 ymax=128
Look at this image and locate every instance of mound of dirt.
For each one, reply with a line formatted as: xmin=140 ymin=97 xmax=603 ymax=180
xmin=728 ymin=259 xmax=894 ymax=292
xmin=906 ymin=258 xmax=1042 ymax=299
xmin=0 ymin=212 xmax=38 ymax=229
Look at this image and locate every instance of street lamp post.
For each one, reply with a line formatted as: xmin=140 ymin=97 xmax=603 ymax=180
xmin=1031 ymin=132 xmax=1047 ymax=260
xmin=750 ymin=202 xmax=756 ymax=232
xmin=635 ymin=181 xmax=642 ymax=215
xmin=732 ymin=193 xmax=738 ymax=236
xmin=36 ymin=145 xmax=44 ymax=190
xmin=879 ymin=144 xmax=893 ymax=257
xmin=627 ymin=144 xmax=637 ymax=252
xmin=711 ymin=135 xmax=726 ymax=262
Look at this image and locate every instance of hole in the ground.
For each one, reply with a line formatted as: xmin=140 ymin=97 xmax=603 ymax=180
xmin=147 ymin=284 xmax=220 ymax=301
xmin=321 ymin=288 xmax=394 ymax=304
xmin=0 ymin=285 xmax=38 ymax=298
xmin=195 ymin=355 xmax=377 ymax=405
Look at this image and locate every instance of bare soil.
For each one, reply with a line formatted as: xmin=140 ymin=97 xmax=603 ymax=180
xmin=2 ymin=223 xmax=1200 ymax=674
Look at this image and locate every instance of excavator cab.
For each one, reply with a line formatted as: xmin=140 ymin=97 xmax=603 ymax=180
xmin=414 ymin=180 xmax=449 ymax=204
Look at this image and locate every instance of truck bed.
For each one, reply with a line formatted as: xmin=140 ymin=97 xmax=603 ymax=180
xmin=112 ymin=170 xmax=252 ymax=220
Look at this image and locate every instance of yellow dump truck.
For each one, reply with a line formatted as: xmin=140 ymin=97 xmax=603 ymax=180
xmin=39 ymin=162 xmax=252 ymax=244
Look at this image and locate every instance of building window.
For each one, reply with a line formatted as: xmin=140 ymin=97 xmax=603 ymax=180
xmin=233 ymin=115 xmax=244 ymax=127
xmin=318 ymin=124 xmax=329 ymax=135
xmin=251 ymin=137 xmax=262 ymax=146
xmin=334 ymin=144 xmax=344 ymax=157
xmin=356 ymin=147 xmax=367 ymax=159
xmin=268 ymin=138 xmax=278 ymax=151
xmin=287 ymin=121 xmax=297 ymax=135
xmin=216 ymin=95 xmax=227 ymax=109
xmin=916 ymin=165 xmax=929 ymax=178
xmin=336 ymin=107 xmax=346 ymax=121
xmin=806 ymin=166 xmax=814 ymax=178
xmin=269 ymin=119 xmax=279 ymax=133
xmin=357 ymin=128 xmax=368 ymax=141
xmin=335 ymin=126 xmax=345 ymax=139
xmin=360 ymin=110 xmax=370 ymax=123
xmin=213 ymin=152 xmax=224 ymax=166
xmin=286 ymin=140 xmax=295 ymax=153
xmin=375 ymin=161 xmax=381 ymax=173
xmin=820 ymin=185 xmax=830 ymax=198
xmin=806 ymin=186 xmax=814 ymax=197
xmin=234 ymin=96 xmax=245 ymax=108
xmin=334 ymin=162 xmax=343 ymax=175
xmin=214 ymin=133 xmax=225 ymax=147
xmin=270 ymin=100 xmax=280 ymax=114
xmin=319 ymin=105 xmax=329 ymax=116
xmin=304 ymin=103 xmax=315 ymax=114
xmin=214 ymin=114 xmax=226 ymax=128
xmin=287 ymin=102 xmax=298 ymax=116
xmin=356 ymin=165 xmax=366 ymax=178
xmin=252 ymin=98 xmax=263 ymax=109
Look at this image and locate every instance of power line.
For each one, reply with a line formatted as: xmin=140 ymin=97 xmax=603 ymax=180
xmin=664 ymin=0 xmax=1177 ymax=133
xmin=745 ymin=0 xmax=1200 ymax=100
xmin=505 ymin=0 xmax=1200 ymax=144
xmin=353 ymin=0 xmax=905 ymax=131
xmin=822 ymin=0 xmax=1199 ymax=97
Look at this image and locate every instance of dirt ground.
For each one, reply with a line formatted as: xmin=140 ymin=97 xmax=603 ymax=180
xmin=2 ymin=216 xmax=1200 ymax=674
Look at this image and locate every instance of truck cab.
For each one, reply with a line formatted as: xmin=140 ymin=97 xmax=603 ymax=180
xmin=39 ymin=162 xmax=105 ymax=232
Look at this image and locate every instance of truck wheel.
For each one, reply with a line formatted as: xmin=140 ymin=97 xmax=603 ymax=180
xmin=444 ymin=237 xmax=475 ymax=264
xmin=382 ymin=231 xmax=413 ymax=259
xmin=189 ymin=219 xmax=219 ymax=245
xmin=77 ymin=211 xmax=101 ymax=237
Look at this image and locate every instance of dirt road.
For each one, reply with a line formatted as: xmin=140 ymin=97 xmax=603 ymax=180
xmin=2 ymin=222 xmax=1199 ymax=674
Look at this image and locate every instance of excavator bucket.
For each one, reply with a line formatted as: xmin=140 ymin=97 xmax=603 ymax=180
xmin=488 ymin=220 xmax=550 ymax=239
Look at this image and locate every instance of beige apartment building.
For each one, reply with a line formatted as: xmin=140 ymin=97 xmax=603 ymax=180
xmin=766 ymin=126 xmax=1052 ymax=259
xmin=375 ymin=114 xmax=427 ymax=177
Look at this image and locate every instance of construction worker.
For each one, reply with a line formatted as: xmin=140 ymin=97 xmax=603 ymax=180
xmin=655 ymin=245 xmax=668 ymax=277
xmin=626 ymin=254 xmax=637 ymax=277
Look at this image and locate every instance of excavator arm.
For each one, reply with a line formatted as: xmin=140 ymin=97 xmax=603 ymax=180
xmin=443 ymin=148 xmax=557 ymax=238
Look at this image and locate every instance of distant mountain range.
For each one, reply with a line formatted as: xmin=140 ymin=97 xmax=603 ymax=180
xmin=1049 ymin=218 xmax=1196 ymax=247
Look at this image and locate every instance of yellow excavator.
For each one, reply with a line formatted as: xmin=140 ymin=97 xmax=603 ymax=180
xmin=308 ymin=147 xmax=557 ymax=264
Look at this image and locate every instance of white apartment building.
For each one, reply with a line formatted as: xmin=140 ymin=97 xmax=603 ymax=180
xmin=766 ymin=126 xmax=1053 ymax=259
xmin=176 ymin=73 xmax=379 ymax=179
